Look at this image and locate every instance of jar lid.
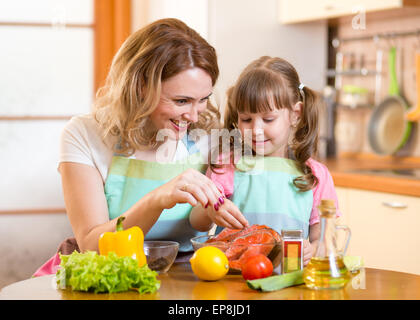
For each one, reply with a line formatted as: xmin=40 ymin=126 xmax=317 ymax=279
xmin=281 ymin=230 xmax=303 ymax=239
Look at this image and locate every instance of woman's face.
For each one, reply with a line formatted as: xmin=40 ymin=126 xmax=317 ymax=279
xmin=149 ymin=67 xmax=213 ymax=141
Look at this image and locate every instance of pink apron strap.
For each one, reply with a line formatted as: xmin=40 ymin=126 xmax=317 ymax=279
xmin=32 ymin=253 xmax=61 ymax=277
xmin=32 ymin=237 xmax=79 ymax=277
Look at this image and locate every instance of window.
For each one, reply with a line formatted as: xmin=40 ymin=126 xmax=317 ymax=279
xmin=0 ymin=0 xmax=131 ymax=213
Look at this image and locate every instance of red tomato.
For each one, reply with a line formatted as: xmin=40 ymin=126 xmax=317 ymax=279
xmin=241 ymin=254 xmax=273 ymax=280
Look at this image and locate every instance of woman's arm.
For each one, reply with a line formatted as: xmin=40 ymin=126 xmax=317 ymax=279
xmin=60 ymin=162 xmax=164 ymax=252
xmin=60 ymin=164 xmax=224 ymax=252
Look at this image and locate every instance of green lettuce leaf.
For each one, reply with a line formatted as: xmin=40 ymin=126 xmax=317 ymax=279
xmin=56 ymin=251 xmax=160 ymax=294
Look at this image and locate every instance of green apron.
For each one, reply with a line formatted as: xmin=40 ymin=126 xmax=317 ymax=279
xmin=221 ymin=156 xmax=313 ymax=238
xmin=104 ymin=135 xmax=208 ymax=251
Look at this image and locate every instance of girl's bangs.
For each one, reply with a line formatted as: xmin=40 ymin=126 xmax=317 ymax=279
xmin=235 ymin=69 xmax=292 ymax=114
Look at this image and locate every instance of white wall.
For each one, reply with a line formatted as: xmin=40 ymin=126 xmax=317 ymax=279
xmin=0 ymin=1 xmax=92 ymax=289
xmin=131 ymin=0 xmax=208 ymax=39
xmin=208 ymin=0 xmax=327 ymax=110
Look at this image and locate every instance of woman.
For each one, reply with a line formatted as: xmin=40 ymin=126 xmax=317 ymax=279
xmin=33 ymin=18 xmax=247 ymax=276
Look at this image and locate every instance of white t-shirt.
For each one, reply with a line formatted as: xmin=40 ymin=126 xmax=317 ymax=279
xmin=59 ymin=114 xmax=210 ymax=183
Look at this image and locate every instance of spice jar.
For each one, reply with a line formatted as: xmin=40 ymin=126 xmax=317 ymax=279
xmin=281 ymin=230 xmax=303 ymax=274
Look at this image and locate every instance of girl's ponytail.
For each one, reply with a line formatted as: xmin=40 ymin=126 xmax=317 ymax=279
xmin=291 ymin=85 xmax=320 ymax=191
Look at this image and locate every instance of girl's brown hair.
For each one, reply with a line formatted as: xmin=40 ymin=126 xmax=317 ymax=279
xmin=220 ymin=56 xmax=320 ymax=192
xmin=93 ymin=18 xmax=220 ymax=155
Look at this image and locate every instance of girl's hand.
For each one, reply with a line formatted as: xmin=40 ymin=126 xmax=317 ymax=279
xmin=153 ymin=168 xmax=223 ymax=211
xmin=303 ymin=239 xmax=316 ymax=266
xmin=206 ymin=198 xmax=249 ymax=229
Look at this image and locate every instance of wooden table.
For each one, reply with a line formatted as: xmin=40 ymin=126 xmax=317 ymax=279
xmin=1 ymin=263 xmax=420 ymax=300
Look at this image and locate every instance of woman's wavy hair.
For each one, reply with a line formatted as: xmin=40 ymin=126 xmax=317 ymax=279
xmin=93 ymin=18 xmax=221 ymax=155
xmin=217 ymin=56 xmax=320 ymax=192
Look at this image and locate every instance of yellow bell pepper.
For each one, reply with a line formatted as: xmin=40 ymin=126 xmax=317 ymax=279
xmin=98 ymin=216 xmax=147 ymax=267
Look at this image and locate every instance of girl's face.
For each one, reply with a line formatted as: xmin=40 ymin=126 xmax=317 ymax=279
xmin=237 ymin=104 xmax=301 ymax=157
xmin=149 ymin=67 xmax=213 ymax=141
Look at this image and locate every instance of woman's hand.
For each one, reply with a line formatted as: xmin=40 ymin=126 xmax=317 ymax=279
xmin=152 ymin=168 xmax=224 ymax=211
xmin=206 ymin=198 xmax=249 ymax=230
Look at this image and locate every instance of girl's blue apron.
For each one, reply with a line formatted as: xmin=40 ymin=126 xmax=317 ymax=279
xmin=216 ymin=156 xmax=313 ymax=238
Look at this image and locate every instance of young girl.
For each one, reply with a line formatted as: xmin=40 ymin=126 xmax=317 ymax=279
xmin=190 ymin=56 xmax=342 ymax=265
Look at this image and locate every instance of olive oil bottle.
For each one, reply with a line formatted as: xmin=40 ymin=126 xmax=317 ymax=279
xmin=303 ymin=200 xmax=351 ymax=290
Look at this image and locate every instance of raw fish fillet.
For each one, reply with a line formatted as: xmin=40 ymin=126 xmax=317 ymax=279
xmin=205 ymin=224 xmax=281 ymax=271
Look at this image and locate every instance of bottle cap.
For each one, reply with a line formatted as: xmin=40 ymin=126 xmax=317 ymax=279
xmin=318 ymin=199 xmax=336 ymax=217
xmin=320 ymin=199 xmax=335 ymax=208
xmin=281 ymin=229 xmax=303 ymax=239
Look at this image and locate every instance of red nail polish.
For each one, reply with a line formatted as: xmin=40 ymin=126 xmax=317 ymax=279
xmin=205 ymin=202 xmax=209 ymax=208
xmin=219 ymin=197 xmax=224 ymax=205
xmin=214 ymin=203 xmax=219 ymax=211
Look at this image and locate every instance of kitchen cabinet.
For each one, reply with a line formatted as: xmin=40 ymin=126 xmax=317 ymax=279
xmin=336 ymin=187 xmax=420 ymax=275
xmin=278 ymin=0 xmax=420 ymax=24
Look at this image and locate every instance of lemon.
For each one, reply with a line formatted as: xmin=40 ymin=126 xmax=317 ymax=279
xmin=190 ymin=246 xmax=229 ymax=281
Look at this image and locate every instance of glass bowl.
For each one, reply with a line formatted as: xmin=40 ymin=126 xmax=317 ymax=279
xmin=190 ymin=235 xmax=281 ymax=272
xmin=143 ymin=241 xmax=179 ymax=273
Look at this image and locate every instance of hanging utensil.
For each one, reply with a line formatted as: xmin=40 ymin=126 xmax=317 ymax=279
xmin=405 ymin=52 xmax=420 ymax=121
xmin=374 ymin=48 xmax=383 ymax=106
xmin=373 ymin=35 xmax=383 ymax=106
xmin=367 ymin=46 xmax=412 ymax=155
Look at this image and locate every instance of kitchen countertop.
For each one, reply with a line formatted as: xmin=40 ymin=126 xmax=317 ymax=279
xmin=322 ymin=156 xmax=420 ymax=197
xmin=1 ymin=262 xmax=420 ymax=300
